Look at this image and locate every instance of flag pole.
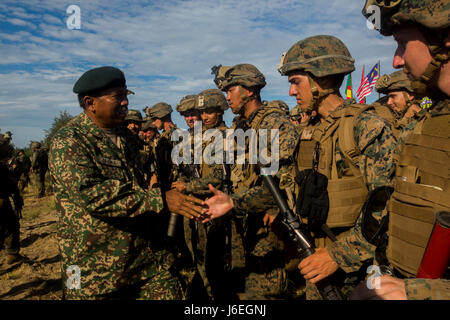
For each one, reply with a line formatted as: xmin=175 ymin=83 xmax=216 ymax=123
xmin=378 ymin=60 xmax=381 ymax=100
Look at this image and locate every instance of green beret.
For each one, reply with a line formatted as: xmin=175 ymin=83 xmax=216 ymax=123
xmin=73 ymin=66 xmax=127 ymax=94
xmin=147 ymin=102 xmax=172 ymax=119
xmin=125 ymin=109 xmax=145 ymax=122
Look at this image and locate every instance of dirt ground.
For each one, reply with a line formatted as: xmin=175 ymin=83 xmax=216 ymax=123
xmin=0 ymin=184 xmax=62 ymax=300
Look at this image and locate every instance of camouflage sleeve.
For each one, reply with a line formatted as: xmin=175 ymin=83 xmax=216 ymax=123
xmin=231 ymin=113 xmax=300 ymax=217
xmin=50 ymin=134 xmax=164 ymax=218
xmin=354 ymin=111 xmax=397 ymax=190
xmin=184 ymin=164 xmax=223 ymax=196
xmin=404 ymin=278 xmax=450 ymax=300
xmin=393 ymin=120 xmax=417 ymax=164
xmin=326 ymin=213 xmax=376 ymax=273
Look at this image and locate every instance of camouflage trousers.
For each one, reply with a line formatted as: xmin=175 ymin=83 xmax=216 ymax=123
xmin=0 ymin=198 xmax=20 ymax=254
xmin=31 ymin=170 xmax=46 ymax=197
xmin=64 ymin=268 xmax=184 ymax=300
xmin=17 ymin=174 xmax=30 ymax=196
xmin=238 ymin=226 xmax=288 ymax=300
xmin=305 ymin=228 xmax=370 ymax=300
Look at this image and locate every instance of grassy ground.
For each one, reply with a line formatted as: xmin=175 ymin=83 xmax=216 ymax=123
xmin=0 ymin=180 xmax=62 ymax=300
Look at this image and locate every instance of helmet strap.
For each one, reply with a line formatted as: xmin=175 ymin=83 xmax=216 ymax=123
xmin=305 ymin=75 xmax=337 ymax=114
xmin=411 ymin=29 xmax=450 ymax=96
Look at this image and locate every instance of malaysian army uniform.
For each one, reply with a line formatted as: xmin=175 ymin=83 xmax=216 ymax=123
xmin=323 ymin=0 xmax=450 ymax=300
xmin=278 ymin=35 xmax=398 ymax=299
xmin=213 ymin=63 xmax=300 ymax=299
xmin=0 ymin=134 xmax=23 ymax=265
xmin=49 ymin=66 xmax=183 ymax=300
xmin=31 ymin=141 xmax=48 ymax=198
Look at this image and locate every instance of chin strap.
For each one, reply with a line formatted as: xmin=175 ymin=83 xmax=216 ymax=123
xmin=299 ymin=75 xmax=337 ymax=114
xmin=232 ymin=85 xmax=257 ymax=115
xmin=411 ymin=42 xmax=450 ymax=96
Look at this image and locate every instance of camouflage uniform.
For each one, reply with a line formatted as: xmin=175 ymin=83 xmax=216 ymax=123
xmin=278 ymin=35 xmax=398 ymax=299
xmin=31 ymin=142 xmax=48 ymax=198
xmin=0 ymin=134 xmax=23 ymax=263
xmin=373 ymin=70 xmax=423 ymax=138
xmin=213 ymin=64 xmax=300 ymax=299
xmin=147 ymin=103 xmax=179 ymax=191
xmin=49 ymin=66 xmax=183 ymax=300
xmin=324 ymin=0 xmax=450 ymax=300
xmin=11 ymin=150 xmax=31 ymax=195
xmin=179 ymin=89 xmax=236 ymax=300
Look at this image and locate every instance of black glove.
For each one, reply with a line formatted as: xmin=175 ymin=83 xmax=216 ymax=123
xmin=295 ymin=169 xmax=329 ymax=236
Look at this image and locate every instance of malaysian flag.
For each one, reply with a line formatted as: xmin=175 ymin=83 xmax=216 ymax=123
xmin=356 ymin=62 xmax=379 ymax=103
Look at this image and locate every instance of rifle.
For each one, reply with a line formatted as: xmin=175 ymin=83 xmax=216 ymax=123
xmin=262 ymin=174 xmax=344 ymax=300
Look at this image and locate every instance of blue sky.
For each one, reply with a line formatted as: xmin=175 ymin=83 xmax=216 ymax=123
xmin=0 ymin=0 xmax=398 ymax=148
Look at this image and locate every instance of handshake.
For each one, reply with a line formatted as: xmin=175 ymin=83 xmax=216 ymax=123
xmin=164 ymin=184 xmax=233 ymax=223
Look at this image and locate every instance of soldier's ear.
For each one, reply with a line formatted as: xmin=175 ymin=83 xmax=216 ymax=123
xmin=84 ymin=96 xmax=95 ymax=112
xmin=444 ymin=29 xmax=450 ymax=48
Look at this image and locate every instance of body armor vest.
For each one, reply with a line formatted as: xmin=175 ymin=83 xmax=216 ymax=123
xmin=231 ymin=104 xmax=286 ymax=192
xmin=387 ymin=106 xmax=450 ymax=277
xmin=295 ymin=104 xmax=371 ymax=228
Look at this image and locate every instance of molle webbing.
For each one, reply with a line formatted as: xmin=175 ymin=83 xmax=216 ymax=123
xmin=295 ymin=104 xmax=370 ymax=228
xmin=387 ymin=113 xmax=450 ymax=277
xmin=241 ymin=106 xmax=286 ymax=189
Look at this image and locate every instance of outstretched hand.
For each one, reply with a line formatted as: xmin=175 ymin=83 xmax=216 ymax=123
xmin=164 ymin=189 xmax=205 ymax=220
xmin=201 ymin=184 xmax=234 ymax=223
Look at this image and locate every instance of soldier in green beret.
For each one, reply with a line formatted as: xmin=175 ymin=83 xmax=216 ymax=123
xmin=48 ymin=66 xmax=204 ymax=300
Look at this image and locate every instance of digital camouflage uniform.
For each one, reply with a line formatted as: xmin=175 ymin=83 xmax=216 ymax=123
xmin=324 ymin=0 xmax=450 ymax=300
xmin=49 ymin=67 xmax=183 ymax=300
xmin=147 ymin=103 xmax=179 ymax=191
xmin=179 ymin=89 xmax=236 ymax=300
xmin=213 ymin=64 xmax=301 ymax=299
xmin=31 ymin=142 xmax=48 ymax=198
xmin=373 ymin=70 xmax=423 ymax=138
xmin=278 ymin=35 xmax=398 ymax=299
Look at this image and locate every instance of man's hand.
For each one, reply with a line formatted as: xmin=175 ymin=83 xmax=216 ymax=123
xmin=263 ymin=213 xmax=276 ymax=226
xmin=350 ymin=275 xmax=407 ymax=300
xmin=171 ymin=181 xmax=186 ymax=193
xmin=202 ymin=184 xmax=234 ymax=223
xmin=298 ymin=247 xmax=339 ymax=283
xmin=164 ymin=189 xmax=205 ymax=220
xmin=149 ymin=173 xmax=158 ymax=188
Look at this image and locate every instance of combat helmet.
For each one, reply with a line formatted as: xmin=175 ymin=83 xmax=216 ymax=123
xmin=267 ymin=100 xmax=290 ymax=116
xmin=196 ymin=89 xmax=229 ymax=111
xmin=278 ymin=35 xmax=355 ymax=113
xmin=376 ymin=70 xmax=414 ymax=94
xmin=211 ymin=63 xmax=266 ymax=114
xmin=176 ymin=94 xmax=198 ymax=114
xmin=31 ymin=141 xmax=41 ymax=149
xmin=290 ymin=105 xmax=303 ymax=120
xmin=125 ymin=109 xmax=145 ymax=123
xmin=362 ymin=0 xmax=450 ymax=96
xmin=0 ymin=133 xmax=14 ymax=161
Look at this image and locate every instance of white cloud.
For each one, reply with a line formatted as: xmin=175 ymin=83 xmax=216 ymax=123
xmin=0 ymin=0 xmax=400 ymax=148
